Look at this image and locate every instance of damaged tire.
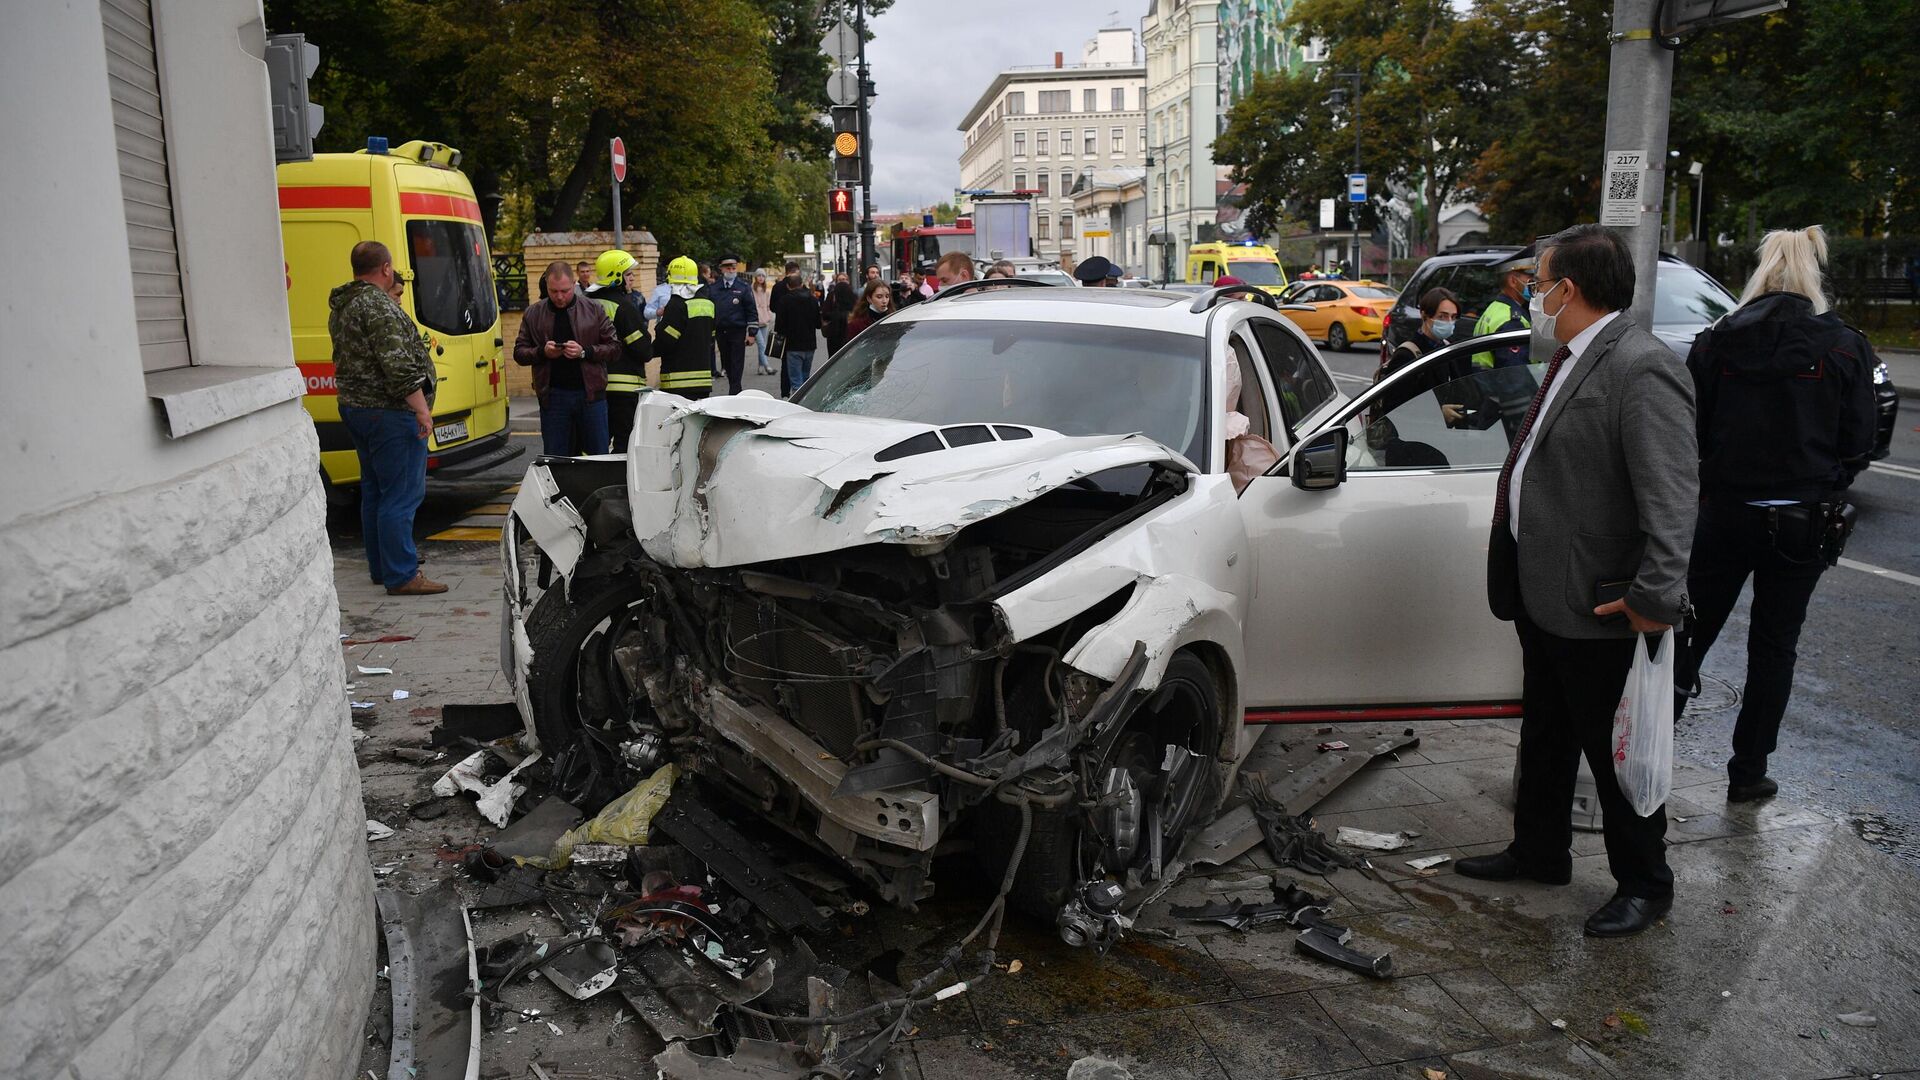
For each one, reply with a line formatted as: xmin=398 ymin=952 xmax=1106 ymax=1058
xmin=984 ymin=651 xmax=1225 ymax=921
xmin=524 ymin=571 xmax=653 ymax=809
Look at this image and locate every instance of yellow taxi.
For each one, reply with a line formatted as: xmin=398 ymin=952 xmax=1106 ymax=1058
xmin=1277 ymin=279 xmax=1398 ymax=351
xmin=279 ymin=138 xmax=519 ymax=498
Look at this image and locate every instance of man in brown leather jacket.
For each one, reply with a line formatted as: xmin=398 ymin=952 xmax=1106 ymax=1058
xmin=513 ymin=261 xmax=621 ymax=455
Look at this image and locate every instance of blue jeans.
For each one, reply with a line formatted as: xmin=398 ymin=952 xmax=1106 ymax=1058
xmin=784 ymin=349 xmax=815 ymax=396
xmin=754 ymin=326 xmax=773 ymax=372
xmin=540 ymin=388 xmax=609 ymax=456
xmin=341 ymin=404 xmax=428 ymax=589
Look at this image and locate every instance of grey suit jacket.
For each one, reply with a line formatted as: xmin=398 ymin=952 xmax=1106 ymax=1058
xmin=1486 ymin=316 xmax=1697 ymax=639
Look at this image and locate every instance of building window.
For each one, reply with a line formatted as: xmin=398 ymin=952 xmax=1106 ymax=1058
xmin=1037 ymin=172 xmax=1049 ymax=196
xmin=1013 ymin=131 xmax=1025 ymax=158
xmin=1006 ymin=91 xmax=1026 ymax=115
xmin=1037 ymin=213 xmax=1051 ymax=240
xmin=1112 ymin=87 xmax=1127 ymax=111
xmin=1060 ymin=170 xmax=1073 ymax=197
xmin=1062 ymin=213 xmax=1074 ymax=240
xmin=1139 ymin=126 xmax=1147 ymax=150
xmin=1111 ymin=127 xmax=1125 ymax=156
xmin=107 ymin=0 xmax=190 ymax=372
xmin=1013 ymin=170 xmax=1027 ymax=191
xmin=1084 ymin=129 xmax=1098 ymax=156
xmin=1059 ymin=129 xmax=1072 ymax=158
xmin=1036 ymin=130 xmax=1049 ymax=157
xmin=1038 ymin=89 xmax=1070 ymax=113
xmin=1084 ymin=88 xmax=1098 ymax=112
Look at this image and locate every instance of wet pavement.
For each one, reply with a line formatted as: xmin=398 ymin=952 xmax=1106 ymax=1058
xmin=335 ymin=377 xmax=1920 ymax=1078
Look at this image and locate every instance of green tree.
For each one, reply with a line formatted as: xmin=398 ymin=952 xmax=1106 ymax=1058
xmin=1214 ymin=0 xmax=1504 ymax=254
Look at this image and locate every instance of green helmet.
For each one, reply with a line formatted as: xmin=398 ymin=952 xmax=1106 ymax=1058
xmin=595 ymin=249 xmax=637 ymax=284
xmin=667 ymin=256 xmax=698 ymax=286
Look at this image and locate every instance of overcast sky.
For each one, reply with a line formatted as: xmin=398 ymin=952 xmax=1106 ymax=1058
xmin=862 ymin=1 xmax=1142 ymax=211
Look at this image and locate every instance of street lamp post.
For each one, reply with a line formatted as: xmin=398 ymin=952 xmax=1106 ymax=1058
xmin=1146 ymin=144 xmax=1171 ymax=284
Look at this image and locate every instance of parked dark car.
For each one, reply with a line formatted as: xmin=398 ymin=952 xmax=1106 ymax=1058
xmin=1382 ymin=247 xmax=1899 ymax=460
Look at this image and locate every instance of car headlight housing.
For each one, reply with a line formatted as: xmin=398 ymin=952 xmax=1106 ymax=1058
xmin=1873 ymin=361 xmax=1891 ymax=386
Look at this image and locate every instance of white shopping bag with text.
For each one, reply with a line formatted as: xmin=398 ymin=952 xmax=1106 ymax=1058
xmin=1611 ymin=630 xmax=1675 ymax=817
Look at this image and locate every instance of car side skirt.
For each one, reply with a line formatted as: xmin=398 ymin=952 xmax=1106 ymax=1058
xmin=1243 ymin=702 xmax=1523 ymax=724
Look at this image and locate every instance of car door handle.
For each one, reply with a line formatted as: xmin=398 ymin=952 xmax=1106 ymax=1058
xmin=474 ymin=360 xmax=488 ymax=369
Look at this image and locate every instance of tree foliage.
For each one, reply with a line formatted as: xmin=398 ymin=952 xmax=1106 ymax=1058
xmin=1215 ymin=0 xmax=1504 ymax=254
xmin=1219 ymin=0 xmax=1918 ymax=253
xmin=265 ymin=0 xmax=893 ymax=262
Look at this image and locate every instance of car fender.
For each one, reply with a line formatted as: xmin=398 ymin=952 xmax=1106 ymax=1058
xmin=1060 ymin=571 xmax=1246 ymax=757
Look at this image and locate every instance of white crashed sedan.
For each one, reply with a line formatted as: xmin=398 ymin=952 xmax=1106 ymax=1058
xmin=500 ymin=281 xmax=1532 ymax=945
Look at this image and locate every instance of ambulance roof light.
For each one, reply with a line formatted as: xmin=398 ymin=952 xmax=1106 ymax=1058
xmin=367 ymin=136 xmax=389 ymax=155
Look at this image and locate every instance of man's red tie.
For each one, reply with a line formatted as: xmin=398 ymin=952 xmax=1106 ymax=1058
xmin=1492 ymin=345 xmax=1574 ymax=528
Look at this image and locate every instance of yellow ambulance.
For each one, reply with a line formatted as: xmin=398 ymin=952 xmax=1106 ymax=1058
xmin=278 ymin=138 xmax=518 ymax=497
xmin=1185 ymin=240 xmax=1289 ymax=294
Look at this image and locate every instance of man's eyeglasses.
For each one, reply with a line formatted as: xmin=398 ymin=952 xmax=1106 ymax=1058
xmin=1522 ymin=278 xmax=1556 ymax=301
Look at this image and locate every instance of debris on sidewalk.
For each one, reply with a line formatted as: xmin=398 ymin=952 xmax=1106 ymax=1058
xmin=344 ymin=634 xmax=415 ymax=646
xmin=540 ymin=763 xmax=678 ymax=868
xmin=1837 ymin=1011 xmax=1879 ymax=1028
xmin=1335 ymin=826 xmax=1419 ymax=851
xmin=392 ymin=689 xmax=411 ymax=700
xmin=431 ymin=701 xmax=526 ymax=746
xmin=538 ymin=937 xmax=621 ymax=1000
xmin=366 ymin=819 xmax=395 ymax=841
xmin=1407 ymin=854 xmax=1452 ymax=872
xmin=1249 ymin=801 xmax=1370 ymax=875
xmin=1181 ymin=730 xmax=1421 ymax=871
xmin=357 ymin=665 xmax=395 ymax=675
xmin=433 ymin=748 xmax=544 ymax=828
xmin=1173 ymin=879 xmax=1394 ymax=978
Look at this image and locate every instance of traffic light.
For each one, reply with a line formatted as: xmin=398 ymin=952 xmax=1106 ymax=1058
xmin=832 ymin=106 xmax=861 ymax=184
xmin=828 ymin=187 xmax=855 ymax=234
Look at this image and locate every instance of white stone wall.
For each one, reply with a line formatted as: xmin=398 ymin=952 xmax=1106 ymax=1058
xmin=0 ymin=2 xmax=375 ymax=1077
xmin=0 ymin=418 xmax=374 ymax=1080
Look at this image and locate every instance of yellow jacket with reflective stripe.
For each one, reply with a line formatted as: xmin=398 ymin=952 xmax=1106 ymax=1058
xmin=655 ymin=294 xmax=716 ymax=392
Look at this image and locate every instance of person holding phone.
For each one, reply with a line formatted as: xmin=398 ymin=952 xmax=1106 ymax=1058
xmin=513 ymin=260 xmax=620 ymax=455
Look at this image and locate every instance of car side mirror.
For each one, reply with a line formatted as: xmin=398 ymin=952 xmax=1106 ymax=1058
xmin=1290 ymin=428 xmax=1348 ymax=490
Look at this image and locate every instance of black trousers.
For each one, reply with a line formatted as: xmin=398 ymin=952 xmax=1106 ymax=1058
xmin=1511 ymin=612 xmax=1674 ymax=900
xmin=1675 ymin=501 xmax=1828 ymax=785
xmin=606 ymin=391 xmax=638 ymax=454
xmin=716 ymin=327 xmax=747 ymax=396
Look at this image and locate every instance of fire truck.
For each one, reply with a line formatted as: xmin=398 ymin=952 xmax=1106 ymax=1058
xmin=889 ymin=218 xmax=973 ymax=278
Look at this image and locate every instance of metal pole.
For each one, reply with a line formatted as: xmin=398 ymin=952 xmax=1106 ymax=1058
xmin=611 ymin=147 xmax=623 ymax=251
xmin=856 ymin=0 xmax=877 ymax=274
xmin=1351 ymin=76 xmax=1361 ymax=278
xmin=1692 ymin=170 xmax=1704 ymax=241
xmin=1600 ymin=0 xmax=1673 ymax=329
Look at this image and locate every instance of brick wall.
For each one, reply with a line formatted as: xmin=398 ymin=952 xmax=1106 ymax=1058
xmin=0 ymin=417 xmax=375 ymax=1080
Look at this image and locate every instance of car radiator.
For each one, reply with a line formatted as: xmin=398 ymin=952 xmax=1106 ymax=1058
xmin=725 ymin=597 xmax=869 ymax=760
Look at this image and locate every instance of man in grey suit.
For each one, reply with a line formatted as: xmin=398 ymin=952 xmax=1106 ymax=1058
xmin=1457 ymin=224 xmax=1697 ymax=938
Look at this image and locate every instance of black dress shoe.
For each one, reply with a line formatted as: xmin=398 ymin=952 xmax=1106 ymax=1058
xmin=1584 ymin=893 xmax=1672 ymax=937
xmin=1455 ymin=851 xmax=1572 ymax=886
xmin=1727 ymin=777 xmax=1778 ymax=803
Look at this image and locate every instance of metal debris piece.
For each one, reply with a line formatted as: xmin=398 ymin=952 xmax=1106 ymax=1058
xmin=651 ymin=786 xmax=832 ymax=934
xmin=1406 ymin=854 xmax=1452 ymax=871
xmin=621 ymin=939 xmax=777 ymax=1043
xmin=1251 ymin=806 xmax=1369 ymax=875
xmin=539 ymin=938 xmax=621 ymax=1000
xmin=491 ymin=796 xmax=585 ymax=861
xmin=1317 ymin=741 xmax=1350 ymax=752
xmin=358 ymin=665 xmax=395 ymax=675
xmin=375 ymin=882 xmax=482 ymax=1080
xmin=1335 ymin=827 xmax=1419 ymax=851
xmin=653 ymin=1039 xmax=821 ymax=1079
xmin=366 ymin=819 xmax=395 ymax=841
xmin=1184 ymin=730 xmax=1420 ymax=869
xmin=433 ymin=749 xmax=544 ymax=829
xmin=392 ymin=689 xmax=411 ymax=700
xmin=1202 ymin=872 xmax=1275 ymax=893
xmin=1295 ymin=927 xmax=1392 ymax=978
xmin=471 ymin=865 xmax=549 ymax=910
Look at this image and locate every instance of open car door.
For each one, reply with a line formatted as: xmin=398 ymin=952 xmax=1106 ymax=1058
xmin=1236 ymin=330 xmax=1538 ymax=719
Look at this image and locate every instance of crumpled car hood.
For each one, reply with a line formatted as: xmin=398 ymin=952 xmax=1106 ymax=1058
xmin=625 ymin=391 xmax=1192 ymax=568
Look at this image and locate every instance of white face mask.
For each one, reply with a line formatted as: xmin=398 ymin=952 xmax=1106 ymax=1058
xmin=1529 ymin=280 xmax=1565 ymax=342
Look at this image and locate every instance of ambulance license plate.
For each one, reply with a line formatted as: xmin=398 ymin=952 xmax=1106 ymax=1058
xmin=433 ymin=418 xmax=468 ymax=445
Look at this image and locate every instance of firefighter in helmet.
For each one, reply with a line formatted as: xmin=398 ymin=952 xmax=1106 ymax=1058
xmin=654 ymin=256 xmax=716 ymax=400
xmin=585 ymin=249 xmax=651 ymax=451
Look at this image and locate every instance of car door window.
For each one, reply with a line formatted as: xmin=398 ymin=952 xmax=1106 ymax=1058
xmin=1310 ymin=332 xmax=1539 ymax=471
xmin=1227 ymin=332 xmax=1272 ymax=442
xmin=1248 ymin=319 xmax=1337 ymax=434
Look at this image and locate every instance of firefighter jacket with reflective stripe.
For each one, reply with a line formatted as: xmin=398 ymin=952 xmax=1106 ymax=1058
xmin=655 ymin=295 xmax=716 ymax=393
xmin=586 ymin=282 xmax=652 ymax=392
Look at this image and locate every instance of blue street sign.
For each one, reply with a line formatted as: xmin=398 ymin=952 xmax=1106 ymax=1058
xmin=1348 ymin=173 xmax=1367 ymax=203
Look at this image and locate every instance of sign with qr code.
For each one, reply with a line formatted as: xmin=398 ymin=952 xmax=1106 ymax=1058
xmin=1601 ymin=149 xmax=1646 ymax=227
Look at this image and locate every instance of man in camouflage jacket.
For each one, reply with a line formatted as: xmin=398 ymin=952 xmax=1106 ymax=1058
xmin=329 ymin=240 xmax=447 ymax=595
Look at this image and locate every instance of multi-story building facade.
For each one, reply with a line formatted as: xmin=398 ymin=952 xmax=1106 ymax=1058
xmin=958 ymin=28 xmax=1147 ymax=265
xmin=1143 ymin=0 xmax=1316 ymax=280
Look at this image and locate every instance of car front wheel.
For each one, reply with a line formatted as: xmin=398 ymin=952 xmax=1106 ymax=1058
xmin=1327 ymin=322 xmax=1349 ymax=351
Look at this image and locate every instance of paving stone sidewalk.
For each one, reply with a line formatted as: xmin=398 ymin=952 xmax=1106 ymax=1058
xmin=338 ymin=531 xmax=1920 ymax=1080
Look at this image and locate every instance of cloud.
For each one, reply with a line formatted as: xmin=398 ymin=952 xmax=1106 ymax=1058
xmin=862 ymin=1 xmax=1139 ymax=211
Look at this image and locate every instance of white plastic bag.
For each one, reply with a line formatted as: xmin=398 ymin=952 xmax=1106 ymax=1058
xmin=1611 ymin=630 xmax=1675 ymax=817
